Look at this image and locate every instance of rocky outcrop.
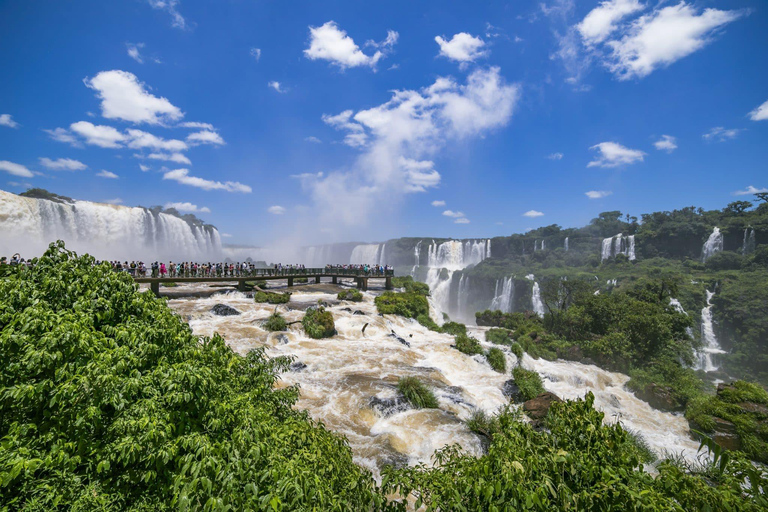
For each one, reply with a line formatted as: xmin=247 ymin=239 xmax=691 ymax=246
xmin=523 ymin=392 xmax=563 ymax=422
xmin=211 ymin=303 xmax=241 ymax=316
xmin=370 ymin=395 xmax=410 ymax=417
xmin=502 ymin=380 xmax=525 ymax=403
xmin=635 ymin=383 xmax=683 ymax=412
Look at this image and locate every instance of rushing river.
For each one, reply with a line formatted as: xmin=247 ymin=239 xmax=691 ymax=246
xmin=163 ymin=280 xmax=702 ymax=478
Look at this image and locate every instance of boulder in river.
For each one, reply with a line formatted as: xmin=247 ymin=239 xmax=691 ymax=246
xmin=523 ymin=392 xmax=563 ymax=422
xmin=211 ymin=304 xmax=241 ymax=316
xmin=289 ymin=362 xmax=307 ymax=372
xmin=370 ymin=395 xmax=410 ymax=417
xmin=636 ymin=383 xmax=683 ymax=412
xmin=502 ymin=380 xmax=525 ymax=403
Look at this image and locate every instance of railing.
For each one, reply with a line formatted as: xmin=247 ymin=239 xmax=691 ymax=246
xmin=132 ymin=267 xmax=394 ymax=280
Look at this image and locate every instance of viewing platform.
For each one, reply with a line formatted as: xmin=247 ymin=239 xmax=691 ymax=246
xmin=134 ymin=267 xmax=395 ymax=297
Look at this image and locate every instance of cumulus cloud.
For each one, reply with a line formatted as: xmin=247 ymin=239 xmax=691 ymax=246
xmin=84 ymin=70 xmax=183 ymax=124
xmin=435 ymin=33 xmax=488 ymax=65
xmin=267 ymin=205 xmax=286 ymax=215
xmin=44 ymin=127 xmax=81 ymax=146
xmin=126 ymin=129 xmax=187 ymax=151
xmin=0 ymin=114 xmax=19 ymax=128
xmin=146 ymin=152 xmax=191 ymax=165
xmin=178 ymin=121 xmax=214 ymax=130
xmin=70 ymin=121 xmax=126 ymax=148
xmin=139 ymin=164 xmax=150 ymax=171
xmin=0 ymin=161 xmax=34 ymax=178
xmin=547 ymin=152 xmax=564 ymax=160
xmin=96 ymin=170 xmax=119 ymax=179
xmin=126 ymin=43 xmax=145 ymax=63
xmin=732 ymin=185 xmax=768 ymax=196
xmin=305 ymin=136 xmax=322 ymax=143
xmin=442 ymin=210 xmax=465 ymax=218
xmin=268 ymin=81 xmax=286 ymax=93
xmin=577 ymin=0 xmax=644 ymax=45
xmin=304 ymin=21 xmax=395 ymax=69
xmin=147 ymin=0 xmax=187 ymax=30
xmin=587 ymin=141 xmax=645 ymax=168
xmin=703 ymin=127 xmax=741 ymax=142
xmin=748 ymin=99 xmax=768 ymax=121
xmin=162 ymin=168 xmax=251 ymax=193
xmin=431 ymin=200 xmax=446 ymax=207
xmin=309 ymin=67 xmax=519 ymax=234
xmin=653 ymin=134 xmax=678 ymax=152
xmin=523 ymin=210 xmax=544 ymax=217
xmin=39 ymin=157 xmax=87 ymax=171
xmin=164 ymin=201 xmax=210 ymax=213
xmin=186 ymin=130 xmax=225 ymax=146
xmin=454 ymin=217 xmax=471 ymax=224
xmin=250 ymin=48 xmax=261 ymax=61
xmin=585 ymin=190 xmax=613 ymax=199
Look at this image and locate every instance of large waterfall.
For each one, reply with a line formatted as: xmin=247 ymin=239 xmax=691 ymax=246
xmin=489 ymin=277 xmax=515 ymax=313
xmin=601 ymin=234 xmax=636 ymax=261
xmin=526 ymin=274 xmax=545 ymax=317
xmin=701 ymin=227 xmax=723 ymax=262
xmin=349 ymin=243 xmax=386 ymax=265
xmin=0 ymin=190 xmax=222 ymax=261
xmin=742 ymin=227 xmax=755 ymax=255
xmin=426 ymin=239 xmax=491 ymax=270
xmin=564 ymin=237 xmax=569 ymax=251
xmin=695 ymin=289 xmax=725 ymax=372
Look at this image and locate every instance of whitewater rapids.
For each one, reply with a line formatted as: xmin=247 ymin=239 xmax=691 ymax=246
xmin=164 ymin=283 xmax=702 ymax=478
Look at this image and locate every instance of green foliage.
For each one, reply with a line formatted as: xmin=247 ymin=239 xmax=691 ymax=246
xmin=512 ymin=366 xmax=545 ymax=400
xmin=475 ymin=310 xmax=530 ymax=330
xmin=337 ymin=289 xmax=363 ymax=302
xmin=485 ymin=327 xmax=513 ymax=345
xmin=627 ymin=359 xmax=705 ymax=409
xmin=302 ymin=307 xmax=336 ymax=339
xmin=396 ymin=377 xmax=439 ymax=409
xmin=253 ymin=290 xmax=291 ymax=304
xmin=454 ymin=333 xmax=483 ymax=356
xmin=416 ymin=314 xmax=441 ymax=332
xmin=390 ymin=276 xmax=430 ymax=296
xmin=263 ymin=312 xmax=287 ymax=331
xmin=510 ymin=342 xmax=524 ymax=360
xmin=374 ymin=291 xmax=429 ymax=319
xmin=441 ymin=321 xmax=466 ymax=336
xmin=0 ymin=242 xmax=383 ymax=510
xmin=486 ymin=347 xmax=507 ymax=373
xmin=705 ymin=251 xmax=744 ymax=271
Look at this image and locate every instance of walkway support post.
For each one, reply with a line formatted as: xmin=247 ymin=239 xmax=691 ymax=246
xmin=237 ymin=280 xmax=247 ymax=292
xmin=361 ymin=278 xmax=368 ymax=291
xmin=332 ymin=276 xmax=338 ymax=284
xmin=385 ymin=277 xmax=393 ymax=290
xmin=150 ymin=281 xmax=160 ymax=298
xmin=355 ymin=278 xmax=362 ymax=289
xmin=315 ymin=276 xmax=321 ymax=284
xmin=287 ymin=277 xmax=294 ymax=287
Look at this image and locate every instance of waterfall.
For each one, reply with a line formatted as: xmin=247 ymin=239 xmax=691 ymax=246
xmin=742 ymin=227 xmax=756 ymax=255
xmin=425 ymin=268 xmax=455 ymax=324
xmin=350 ymin=243 xmax=383 ymax=265
xmin=411 ymin=240 xmax=422 ymax=276
xmin=0 ymin=190 xmax=222 ymax=260
xmin=425 ymin=239 xmax=491 ymax=270
xmin=669 ymin=298 xmax=695 ymax=338
xmin=541 ymin=240 xmax=546 ymax=250
xmin=564 ymin=237 xmax=569 ymax=251
xmin=457 ymin=275 xmax=470 ymax=317
xmin=701 ymin=227 xmax=723 ymax=262
xmin=694 ymin=289 xmax=725 ymax=372
xmin=601 ymin=233 xmax=636 ymax=261
xmin=525 ymin=274 xmax=545 ymax=317
xmin=489 ymin=276 xmax=515 ymax=313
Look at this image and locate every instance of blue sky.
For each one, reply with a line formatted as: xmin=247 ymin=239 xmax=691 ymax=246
xmin=0 ymin=0 xmax=766 ymax=246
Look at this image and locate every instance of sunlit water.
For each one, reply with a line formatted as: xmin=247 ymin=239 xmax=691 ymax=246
xmin=163 ymin=281 xmax=702 ymax=478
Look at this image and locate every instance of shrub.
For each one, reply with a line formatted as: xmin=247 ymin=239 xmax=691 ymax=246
xmin=374 ymin=291 xmax=429 ymax=318
xmin=441 ymin=321 xmax=466 ymax=336
xmin=454 ymin=333 xmax=483 ymax=356
xmin=264 ymin=312 xmax=287 ymax=331
xmin=391 ymin=276 xmax=431 ymax=296
xmin=510 ymin=342 xmax=524 ymax=360
xmin=337 ymin=289 xmax=363 ymax=302
xmin=486 ymin=347 xmax=507 ymax=373
xmin=486 ymin=327 xmax=513 ymax=345
xmin=302 ymin=306 xmax=336 ymax=339
xmin=397 ymin=377 xmax=439 ymax=409
xmin=254 ymin=291 xmax=291 ymax=304
xmin=512 ymin=366 xmax=545 ymax=400
xmin=294 ymin=277 xmax=308 ymax=284
xmin=704 ymin=251 xmax=743 ymax=271
xmin=416 ymin=313 xmax=441 ymax=332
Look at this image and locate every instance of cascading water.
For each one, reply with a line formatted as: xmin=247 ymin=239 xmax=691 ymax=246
xmin=695 ymin=289 xmax=725 ymax=372
xmin=742 ymin=227 xmax=755 ymax=255
xmin=457 ymin=275 xmax=470 ymax=317
xmin=425 ymin=268 xmax=454 ymax=324
xmin=601 ymin=234 xmax=636 ymax=261
xmin=669 ymin=298 xmax=695 ymax=339
xmin=564 ymin=237 xmax=569 ymax=251
xmin=350 ymin=243 xmax=384 ymax=265
xmin=0 ymin=189 xmax=222 ymax=260
xmin=411 ymin=240 xmax=422 ymax=276
xmin=701 ymin=227 xmax=723 ymax=262
xmin=426 ymin=239 xmax=490 ymax=270
xmin=526 ymin=274 xmax=545 ymax=317
xmin=489 ymin=276 xmax=515 ymax=313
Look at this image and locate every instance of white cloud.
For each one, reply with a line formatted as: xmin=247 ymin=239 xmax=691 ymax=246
xmin=732 ymin=185 xmax=768 ymax=196
xmin=103 ymin=198 xmax=123 ymax=205
xmin=547 ymin=152 xmax=564 ymax=160
xmin=577 ymin=0 xmax=644 ymax=45
xmin=454 ymin=217 xmax=471 ymax=224
xmin=139 ymin=164 xmax=150 ymax=171
xmin=70 ymin=121 xmax=126 ymax=148
xmin=186 ymin=130 xmax=225 ymax=146
xmin=164 ymin=201 xmax=210 ymax=213
xmin=431 ymin=200 xmax=446 ymax=207
xmin=585 ymin=190 xmax=613 ymax=199
xmin=267 ymin=205 xmax=286 ymax=215
xmin=44 ymin=128 xmax=81 ymax=146
xmin=97 ymin=170 xmax=119 ymax=179
xmin=523 ymin=210 xmax=544 ymax=217
xmin=178 ymin=121 xmax=214 ymax=130
xmin=442 ymin=210 xmax=465 ymax=218
xmin=703 ymin=126 xmax=741 ymax=142
xmin=305 ymin=136 xmax=322 ymax=143
xmin=126 ymin=129 xmax=187 ymax=151
xmin=163 ymin=168 xmax=251 ymax=193
xmin=39 ymin=157 xmax=87 ymax=171
xmin=221 ymin=233 xmax=233 ymax=238
xmin=322 ymin=110 xmax=367 ymax=147
xmin=605 ymin=3 xmax=744 ymax=80
xmin=147 ymin=152 xmax=191 ymax=165
xmin=435 ymin=33 xmax=488 ymax=64
xmin=147 ymin=0 xmax=187 ymax=30
xmin=400 ymin=157 xmax=441 ymax=192
xmin=0 ymin=114 xmax=19 ymax=128
xmin=304 ymin=21 xmax=394 ymax=69
xmin=653 ymin=134 xmax=678 ymax=152
xmin=7 ymin=181 xmax=33 ymax=188
xmin=587 ymin=141 xmax=645 ymax=168
xmin=0 ymin=161 xmax=34 ymax=178
xmin=84 ymin=70 xmax=183 ymax=124
xmin=268 ymin=81 xmax=286 ymax=93
xmin=126 ymin=42 xmax=145 ymax=63
xmin=250 ymin=48 xmax=261 ymax=61
xmin=748 ymin=99 xmax=768 ymax=121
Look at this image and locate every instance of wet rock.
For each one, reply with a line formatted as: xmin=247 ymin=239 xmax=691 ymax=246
xmin=636 ymin=383 xmax=683 ymax=412
xmin=443 ymin=386 xmax=473 ymax=407
xmin=523 ymin=392 xmax=563 ymax=422
xmin=387 ymin=332 xmax=410 ymax=347
xmin=502 ymin=380 xmax=525 ymax=403
xmin=562 ymin=345 xmax=584 ymax=361
xmin=706 ymin=417 xmax=742 ymax=451
xmin=580 ymin=358 xmax=596 ymax=366
xmin=353 ymin=310 xmax=366 ymax=315
xmin=211 ymin=303 xmax=241 ymax=316
xmin=369 ymin=395 xmax=410 ymax=417
xmin=277 ymin=334 xmax=290 ymax=345
xmin=379 ymin=450 xmax=410 ymax=470
xmin=737 ymin=402 xmax=768 ymax=415
xmin=341 ymin=307 xmax=353 ymax=312
xmin=607 ymin=394 xmax=621 ymax=409
xmin=289 ymin=362 xmax=307 ymax=372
